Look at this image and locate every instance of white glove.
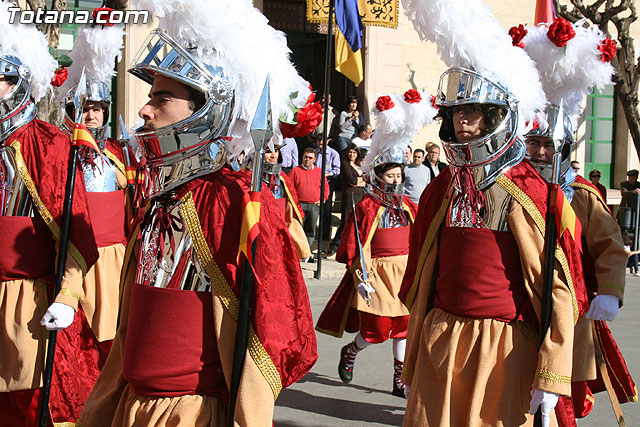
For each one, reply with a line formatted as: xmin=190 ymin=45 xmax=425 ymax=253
xmin=404 ymin=384 xmax=411 ymax=399
xmin=586 ymin=294 xmax=620 ymax=322
xmin=40 ymin=302 xmax=75 ymax=331
xmin=528 ymin=389 xmax=559 ymax=427
xmin=356 ymin=281 xmax=375 ymax=306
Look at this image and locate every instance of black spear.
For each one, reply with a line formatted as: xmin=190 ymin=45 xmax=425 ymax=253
xmin=227 ymin=77 xmax=272 ymax=427
xmin=38 ymin=68 xmax=88 ymax=427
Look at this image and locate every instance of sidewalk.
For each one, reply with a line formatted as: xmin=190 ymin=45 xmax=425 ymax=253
xmin=300 ymin=254 xmax=346 ymax=280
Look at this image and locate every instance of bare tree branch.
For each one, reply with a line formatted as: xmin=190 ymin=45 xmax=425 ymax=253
xmin=556 ymin=0 xmax=640 ymax=163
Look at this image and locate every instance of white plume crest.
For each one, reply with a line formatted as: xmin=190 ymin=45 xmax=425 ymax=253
xmin=522 ymin=20 xmax=615 ymax=121
xmin=58 ymin=24 xmax=125 ymax=102
xmin=131 ymin=0 xmax=311 ymax=157
xmin=402 ymin=0 xmax=546 ymax=135
xmin=0 ymin=1 xmax=57 ymax=102
xmin=363 ymin=90 xmax=437 ymax=174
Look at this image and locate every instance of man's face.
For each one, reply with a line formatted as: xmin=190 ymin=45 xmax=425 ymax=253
xmin=365 ymin=124 xmax=372 ymax=139
xmin=427 ymin=146 xmax=440 ymax=164
xmin=138 ymin=74 xmax=195 ymax=130
xmin=412 ymin=151 xmax=424 ymax=166
xmin=302 ymin=152 xmax=316 ymax=168
xmin=405 ymin=147 xmax=412 ymax=163
xmin=526 ymin=136 xmax=555 ymax=165
xmin=628 ymin=175 xmax=638 ymax=185
xmin=81 ymin=101 xmax=105 ymax=128
xmin=452 ymin=105 xmax=485 ymax=143
xmin=0 ymin=76 xmax=14 ymax=98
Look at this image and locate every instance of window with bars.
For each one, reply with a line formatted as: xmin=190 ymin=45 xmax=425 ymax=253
xmin=584 ymin=85 xmax=615 ymax=188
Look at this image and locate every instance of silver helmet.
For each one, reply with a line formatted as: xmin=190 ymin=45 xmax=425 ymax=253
xmin=0 ymin=56 xmax=36 ymax=143
xmin=128 ymin=29 xmax=234 ymax=197
xmin=525 ymin=103 xmax=575 ymax=188
xmin=369 ymin=145 xmax=406 ymax=196
xmin=435 ymin=67 xmax=525 ymax=190
xmin=62 ymin=80 xmax=111 ymax=150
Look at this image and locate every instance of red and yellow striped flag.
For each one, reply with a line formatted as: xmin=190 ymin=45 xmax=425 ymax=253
xmin=72 ymin=122 xmax=101 ymax=152
xmin=238 ymin=191 xmax=261 ymax=262
xmin=550 ymin=184 xmax=582 ymax=253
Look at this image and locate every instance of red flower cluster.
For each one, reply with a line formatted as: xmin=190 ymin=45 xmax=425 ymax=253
xmin=376 ymin=95 xmax=394 ymax=111
xmin=51 ymin=67 xmax=68 ymax=87
xmin=404 ymin=89 xmax=422 ymax=104
xmin=598 ymin=38 xmax=617 ymax=63
xmin=93 ymin=7 xmax=115 ymax=27
xmin=279 ymin=93 xmax=323 ymax=138
xmin=509 ymin=24 xmax=527 ymax=48
xmin=547 ymin=17 xmax=576 ymax=47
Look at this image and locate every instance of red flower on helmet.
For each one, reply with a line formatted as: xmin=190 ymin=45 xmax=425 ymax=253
xmin=93 ymin=7 xmax=116 ymax=27
xmin=431 ymin=95 xmax=438 ymax=109
xmin=376 ymin=95 xmax=394 ymax=111
xmin=598 ymin=38 xmax=617 ymax=63
xmin=547 ymin=17 xmax=576 ymax=47
xmin=404 ymin=89 xmax=422 ymax=104
xmin=280 ymin=93 xmax=323 ymax=138
xmin=51 ymin=67 xmax=68 ymax=87
xmin=509 ymin=24 xmax=527 ymax=48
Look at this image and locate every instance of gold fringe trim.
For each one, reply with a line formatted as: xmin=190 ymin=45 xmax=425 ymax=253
xmin=103 ymin=148 xmax=126 ymax=175
xmin=496 ymin=175 xmax=579 ymax=324
xmin=57 ymin=288 xmax=80 ymax=302
xmin=180 ymin=191 xmax=283 ymax=399
xmin=54 ymin=422 xmax=76 ymax=427
xmin=571 ymin=182 xmax=609 ymax=211
xmin=536 ymin=368 xmax=571 ymax=385
xmin=280 ymin=176 xmax=304 ymax=224
xmin=10 ymin=140 xmax=88 ymax=275
xmin=404 ymin=195 xmax=450 ymax=309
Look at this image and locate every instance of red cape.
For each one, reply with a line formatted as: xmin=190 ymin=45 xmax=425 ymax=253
xmin=316 ymin=194 xmax=418 ymax=337
xmin=175 ymin=167 xmax=317 ymax=391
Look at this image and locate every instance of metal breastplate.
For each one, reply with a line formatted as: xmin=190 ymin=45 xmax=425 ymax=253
xmin=0 ymin=145 xmax=34 ymax=217
xmin=379 ymin=206 xmax=409 ymax=229
xmin=448 ymin=180 xmax=512 ymax=231
xmin=136 ymin=199 xmax=212 ymax=292
xmin=81 ymin=153 xmax=118 ymax=192
xmin=263 ymin=171 xmax=283 ymax=199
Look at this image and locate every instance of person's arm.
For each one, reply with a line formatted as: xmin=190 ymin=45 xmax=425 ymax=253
xmin=341 ymin=161 xmax=359 ymax=187
xmin=328 ymin=150 xmax=341 ymax=177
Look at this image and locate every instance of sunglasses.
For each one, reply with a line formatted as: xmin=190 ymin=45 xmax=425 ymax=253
xmin=591 ymin=174 xmax=601 ymax=178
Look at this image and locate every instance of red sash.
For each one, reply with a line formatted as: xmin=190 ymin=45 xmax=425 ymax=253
xmin=86 ymin=190 xmax=126 ymax=248
xmin=123 ymin=284 xmax=227 ymax=400
xmin=0 ymin=216 xmax=55 ymax=281
xmin=433 ymin=227 xmax=530 ymax=322
xmin=370 ymin=226 xmax=410 ymax=258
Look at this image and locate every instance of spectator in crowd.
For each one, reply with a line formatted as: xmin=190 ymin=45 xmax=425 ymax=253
xmin=329 ymin=143 xmax=366 ymax=255
xmin=404 ymin=148 xmax=430 ymax=204
xmin=316 ymin=136 xmax=341 ymax=244
xmin=334 ymin=95 xmax=363 ymax=153
xmin=280 ymin=137 xmax=298 ymax=174
xmin=622 ymin=231 xmax=640 ymax=276
xmin=310 ymin=93 xmax=338 ymax=143
xmin=589 ymin=169 xmax=607 ymax=201
xmin=424 ymin=143 xmax=447 ymax=180
xmin=619 ymin=169 xmax=640 ymax=229
xmin=571 ymin=160 xmax=581 ymax=176
xmin=352 ymin=123 xmax=372 ymax=149
xmin=288 ymin=148 xmax=329 ymax=262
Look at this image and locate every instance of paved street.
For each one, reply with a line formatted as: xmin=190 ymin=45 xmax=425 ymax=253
xmin=275 ymin=259 xmax=640 ymax=426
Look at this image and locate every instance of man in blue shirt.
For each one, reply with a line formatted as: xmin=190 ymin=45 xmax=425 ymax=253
xmin=315 ymin=136 xmax=341 ymax=246
xmin=280 ymin=137 xmax=298 ymax=174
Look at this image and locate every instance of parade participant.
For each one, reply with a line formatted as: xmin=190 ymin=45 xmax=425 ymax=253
xmin=316 ymin=89 xmax=436 ymax=398
xmin=78 ymin=0 xmax=317 ymax=425
xmin=57 ymin=21 xmax=131 ymax=353
xmin=520 ymin=19 xmax=636 ymax=424
xmin=262 ymin=143 xmax=311 ymax=259
xmin=0 ymin=4 xmax=99 ymax=424
xmin=400 ymin=0 xmax=584 ymax=425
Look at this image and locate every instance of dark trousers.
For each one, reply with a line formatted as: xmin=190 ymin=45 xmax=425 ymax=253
xmin=301 ymin=202 xmax=320 ymax=249
xmin=320 ymin=178 xmax=336 ymax=241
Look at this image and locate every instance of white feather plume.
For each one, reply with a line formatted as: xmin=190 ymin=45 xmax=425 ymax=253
xmin=402 ymin=0 xmax=547 ymax=135
xmin=131 ymin=0 xmax=311 ymax=157
xmin=0 ymin=1 xmax=57 ymax=102
xmin=363 ymin=90 xmax=438 ymax=174
xmin=58 ymin=24 xmax=125 ymax=101
xmin=522 ymin=20 xmax=615 ymax=120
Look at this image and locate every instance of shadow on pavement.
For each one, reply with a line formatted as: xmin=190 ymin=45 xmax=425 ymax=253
xmin=275 ymin=372 xmax=405 ymax=426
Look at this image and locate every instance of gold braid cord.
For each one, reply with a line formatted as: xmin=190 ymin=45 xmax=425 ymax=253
xmin=10 ymin=140 xmax=89 ymax=275
xmin=536 ymin=368 xmax=571 ymax=385
xmin=180 ymin=192 xmax=283 ymax=399
xmin=496 ymin=175 xmax=579 ymax=324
